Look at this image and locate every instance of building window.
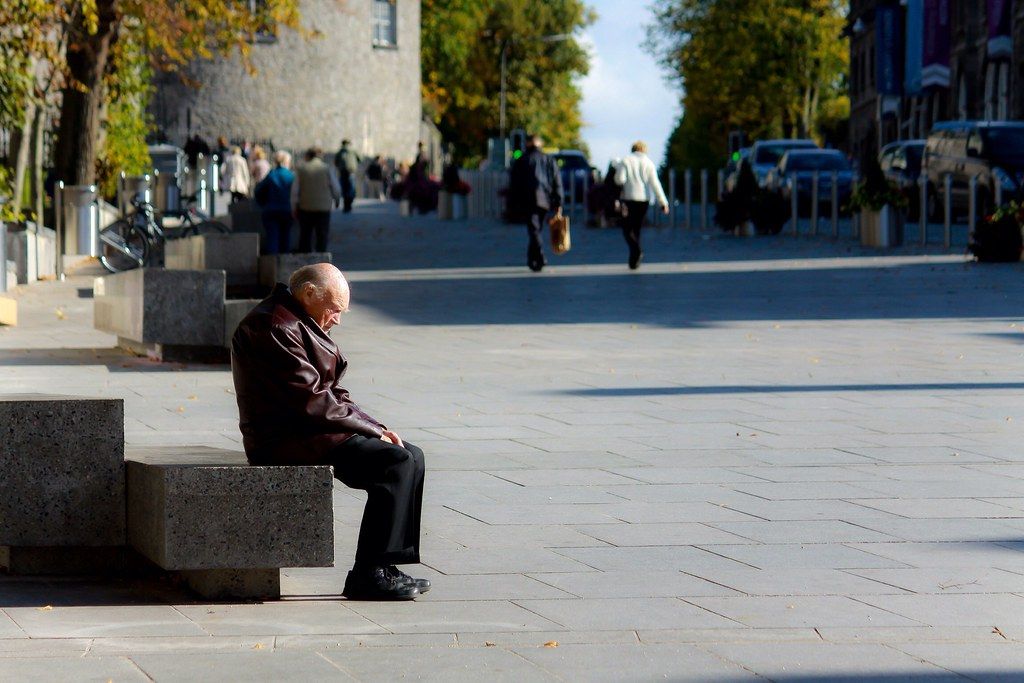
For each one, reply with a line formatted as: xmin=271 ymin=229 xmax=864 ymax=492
xmin=372 ymin=0 xmax=397 ymax=48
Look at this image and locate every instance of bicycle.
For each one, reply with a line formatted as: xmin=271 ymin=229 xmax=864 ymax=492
xmin=98 ymin=192 xmax=230 ymax=273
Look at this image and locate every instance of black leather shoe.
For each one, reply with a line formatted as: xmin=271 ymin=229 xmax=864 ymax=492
xmin=628 ymin=251 xmax=643 ymax=270
xmin=387 ymin=565 xmax=431 ymax=594
xmin=343 ymin=567 xmax=419 ymax=600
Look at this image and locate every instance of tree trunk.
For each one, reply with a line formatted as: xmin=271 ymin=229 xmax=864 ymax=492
xmin=53 ymin=0 xmax=120 ymax=186
xmin=31 ymin=107 xmax=45 ymax=227
xmin=12 ymin=100 xmax=36 ymax=220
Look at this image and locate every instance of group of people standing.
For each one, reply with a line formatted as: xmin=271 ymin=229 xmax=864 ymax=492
xmin=509 ymin=137 xmax=668 ymax=271
xmin=186 ymin=136 xmax=392 ymax=255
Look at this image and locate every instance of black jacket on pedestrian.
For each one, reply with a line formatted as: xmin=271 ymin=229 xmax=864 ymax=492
xmin=509 ymin=147 xmax=563 ymax=215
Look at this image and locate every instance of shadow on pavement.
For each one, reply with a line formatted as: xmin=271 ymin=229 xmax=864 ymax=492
xmin=350 ymin=260 xmax=1024 ymax=327
xmin=557 ymin=382 xmax=1024 ymax=397
xmin=0 ymin=348 xmax=227 ymax=372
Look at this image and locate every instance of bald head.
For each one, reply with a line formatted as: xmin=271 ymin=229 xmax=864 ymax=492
xmin=289 ymin=263 xmax=350 ymax=331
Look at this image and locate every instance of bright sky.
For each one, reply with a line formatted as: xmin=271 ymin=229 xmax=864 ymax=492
xmin=578 ymin=0 xmax=681 ymax=170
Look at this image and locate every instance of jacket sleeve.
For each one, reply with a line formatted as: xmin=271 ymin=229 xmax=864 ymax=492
xmin=549 ymin=157 xmax=563 ymax=209
xmin=615 ymin=160 xmax=627 ymax=187
xmin=646 ymin=159 xmax=668 ymax=206
xmin=260 ymin=324 xmax=385 ymax=438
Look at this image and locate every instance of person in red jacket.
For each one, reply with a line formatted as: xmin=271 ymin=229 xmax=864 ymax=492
xmin=230 ymin=263 xmax=428 ymax=601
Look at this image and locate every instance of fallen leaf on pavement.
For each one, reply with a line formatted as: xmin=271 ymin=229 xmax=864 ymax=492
xmin=544 ymin=641 xmax=559 ymax=648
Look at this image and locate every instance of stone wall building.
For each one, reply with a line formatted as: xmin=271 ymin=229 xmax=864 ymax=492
xmin=151 ymin=0 xmax=422 ymax=162
xmin=848 ymin=0 xmax=1020 ymax=161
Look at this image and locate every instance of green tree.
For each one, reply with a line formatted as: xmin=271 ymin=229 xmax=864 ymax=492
xmin=422 ymin=0 xmax=595 ymax=165
xmin=647 ymin=0 xmax=847 ymax=169
xmin=52 ymin=0 xmax=305 ymax=187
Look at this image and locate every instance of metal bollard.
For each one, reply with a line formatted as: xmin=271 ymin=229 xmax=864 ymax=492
xmin=790 ymin=172 xmax=799 ymax=236
xmin=810 ymin=171 xmax=820 ymax=236
xmin=55 ymin=181 xmax=65 ymax=280
xmin=208 ymin=154 xmax=220 ymax=217
xmin=684 ymin=169 xmax=693 ymax=230
xmin=0 ymin=220 xmax=7 ymax=293
xmin=669 ymin=168 xmax=677 ymax=229
xmin=943 ymin=173 xmax=952 ymax=249
xmin=582 ymin=171 xmax=590 ymax=225
xmin=831 ymin=171 xmax=839 ymax=237
xmin=919 ymin=175 xmax=928 ymax=245
xmin=968 ymin=174 xmax=978 ymax=239
xmin=700 ymin=169 xmax=708 ymax=231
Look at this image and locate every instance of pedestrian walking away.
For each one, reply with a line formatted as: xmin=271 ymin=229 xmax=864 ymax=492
xmin=291 ymin=147 xmax=341 ymax=252
xmin=615 ymin=140 xmax=668 ymax=269
xmin=231 ymin=263 xmax=429 ymax=601
xmin=508 ymin=133 xmax=563 ymax=272
xmin=366 ymin=155 xmax=387 ymax=201
xmin=253 ymin=150 xmax=295 ymax=254
xmin=334 ymin=139 xmax=361 ymax=213
xmin=220 ymin=145 xmax=252 ymax=204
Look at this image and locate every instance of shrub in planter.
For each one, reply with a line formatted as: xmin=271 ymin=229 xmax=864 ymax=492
xmin=970 ymin=201 xmax=1023 ymax=262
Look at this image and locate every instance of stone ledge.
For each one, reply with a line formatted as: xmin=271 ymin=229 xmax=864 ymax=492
xmin=165 ymin=233 xmax=260 ymax=286
xmin=258 ymin=252 xmax=332 ymax=288
xmin=0 ymin=395 xmax=125 ymax=547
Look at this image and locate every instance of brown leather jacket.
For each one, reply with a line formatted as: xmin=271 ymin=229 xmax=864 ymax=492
xmin=231 ymin=284 xmax=384 ymax=465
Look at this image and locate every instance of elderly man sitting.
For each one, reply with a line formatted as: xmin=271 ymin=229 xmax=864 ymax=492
xmin=230 ymin=263 xmax=428 ymax=600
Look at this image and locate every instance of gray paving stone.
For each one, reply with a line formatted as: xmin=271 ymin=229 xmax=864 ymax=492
xmin=342 ymin=600 xmax=565 ymax=633
xmin=131 ymin=651 xmax=354 ymax=682
xmin=687 ymin=595 xmax=924 ymax=628
xmin=845 ymin=541 xmax=1024 ymax=569
xmin=0 ymin=611 xmax=25 ymax=639
xmin=274 ymin=633 xmax=456 ymax=649
xmin=894 ymin=643 xmax=1024 ymax=681
xmin=684 ymin=568 xmax=911 ymax=597
xmin=707 ymin=520 xmax=900 ymax=544
xmin=571 ymin=522 xmax=751 ymax=546
xmin=698 ymin=543 xmax=911 ymax=569
xmin=552 ymin=546 xmax=755 ymax=573
xmin=527 ymin=571 xmax=741 ymax=599
xmin=4 ymin=605 xmax=207 ymax=638
xmin=845 ymin=567 xmax=1024 ymax=594
xmin=816 ymin=625 xmax=1008 ymax=643
xmin=852 ymin=593 xmax=1024 ymax=626
xmin=512 ymin=642 xmax=760 ymax=682
xmin=172 ymin=601 xmax=386 ymax=636
xmin=701 ymin=642 xmax=964 ymax=680
xmin=0 ymin=655 xmax=149 ymax=681
xmin=88 ymin=635 xmax=272 ymax=654
xmin=321 ymin=645 xmax=556 ymax=682
xmin=0 ymin=638 xmax=88 ymax=656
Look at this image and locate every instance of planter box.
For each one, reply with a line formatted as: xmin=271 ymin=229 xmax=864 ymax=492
xmin=860 ymin=205 xmax=904 ymax=248
xmin=165 ymin=233 xmax=260 ymax=286
xmin=437 ymin=191 xmax=453 ymax=220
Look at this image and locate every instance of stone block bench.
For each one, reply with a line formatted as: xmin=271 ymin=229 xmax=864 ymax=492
xmin=258 ymin=253 xmax=332 ymax=288
xmin=165 ymin=233 xmax=260 ymax=287
xmin=125 ymin=447 xmax=334 ymax=599
xmin=94 ymin=268 xmax=228 ymax=362
xmin=0 ymin=395 xmax=126 ymax=573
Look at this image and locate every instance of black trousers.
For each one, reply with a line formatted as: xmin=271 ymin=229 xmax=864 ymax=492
xmin=297 ymin=209 xmax=331 ymax=252
xmin=621 ymin=200 xmax=649 ymax=261
xmin=329 ymin=436 xmax=425 ymax=567
xmin=525 ymin=208 xmax=548 ymax=264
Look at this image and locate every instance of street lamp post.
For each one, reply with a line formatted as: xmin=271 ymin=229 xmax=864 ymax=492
xmin=499 ymin=33 xmax=571 ymax=142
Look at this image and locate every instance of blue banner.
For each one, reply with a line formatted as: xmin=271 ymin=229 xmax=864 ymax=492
xmin=875 ymin=4 xmax=904 ymax=96
xmin=904 ymin=0 xmax=923 ymax=95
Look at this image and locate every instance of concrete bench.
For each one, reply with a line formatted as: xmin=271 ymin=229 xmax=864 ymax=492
xmin=0 ymin=395 xmax=126 ymax=573
xmin=258 ymin=252 xmax=332 ymax=288
xmin=94 ymin=268 xmax=228 ymax=362
xmin=125 ymin=447 xmax=334 ymax=599
xmin=165 ymin=233 xmax=260 ymax=287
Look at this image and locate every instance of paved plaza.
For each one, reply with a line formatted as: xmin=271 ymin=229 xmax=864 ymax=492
xmin=3 ymin=201 xmax=1024 ymax=680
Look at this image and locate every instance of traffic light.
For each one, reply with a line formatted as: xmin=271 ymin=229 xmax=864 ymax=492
xmin=509 ymin=128 xmax=526 ymax=160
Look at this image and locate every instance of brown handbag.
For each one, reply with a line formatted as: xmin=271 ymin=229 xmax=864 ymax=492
xmin=548 ymin=211 xmax=571 ymax=254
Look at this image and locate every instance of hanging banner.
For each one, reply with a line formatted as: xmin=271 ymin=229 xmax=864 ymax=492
xmin=875 ymin=4 xmax=903 ymax=95
xmin=988 ymin=0 xmax=1012 ymax=58
xmin=922 ymin=0 xmax=950 ymax=88
xmin=904 ymin=0 xmax=923 ymax=96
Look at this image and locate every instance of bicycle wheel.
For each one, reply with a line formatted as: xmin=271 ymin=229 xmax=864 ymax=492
xmin=98 ymin=219 xmax=149 ymax=273
xmin=194 ymin=219 xmax=231 ymax=235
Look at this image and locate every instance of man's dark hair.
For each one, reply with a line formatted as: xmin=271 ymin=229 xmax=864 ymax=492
xmin=526 ymin=134 xmax=542 ymax=148
xmin=305 ymin=146 xmax=322 ymax=161
xmin=341 ymin=139 xmax=351 ymax=146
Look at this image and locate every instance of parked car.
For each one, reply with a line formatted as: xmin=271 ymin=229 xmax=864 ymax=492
xmin=764 ymin=149 xmax=854 ymax=215
xmin=924 ymin=120 xmax=1024 ymax=221
xmin=749 ymin=139 xmax=819 ymax=186
xmin=550 ymin=150 xmax=593 ymax=202
xmin=879 ymin=139 xmax=925 ymax=217
xmin=723 ymin=147 xmax=751 ymax=193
